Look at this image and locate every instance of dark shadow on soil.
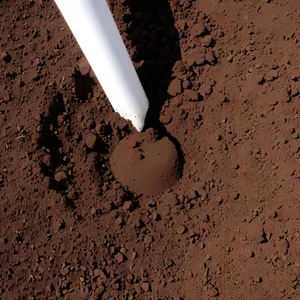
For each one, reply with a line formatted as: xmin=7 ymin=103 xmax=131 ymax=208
xmin=37 ymin=92 xmax=69 ymax=193
xmin=38 ymin=92 xmax=65 ymax=173
xmin=126 ymin=0 xmax=181 ymax=129
xmin=126 ymin=0 xmax=185 ymax=173
xmin=74 ymin=69 xmax=96 ymax=102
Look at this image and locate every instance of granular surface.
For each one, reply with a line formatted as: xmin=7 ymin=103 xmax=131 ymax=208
xmin=0 ymin=0 xmax=300 ymax=299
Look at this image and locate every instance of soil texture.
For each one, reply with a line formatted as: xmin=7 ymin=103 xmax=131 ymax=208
xmin=0 ymin=0 xmax=300 ymax=299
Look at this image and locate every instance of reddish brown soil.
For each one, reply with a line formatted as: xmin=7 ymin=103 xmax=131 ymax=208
xmin=111 ymin=129 xmax=181 ymax=195
xmin=0 ymin=0 xmax=300 ymax=299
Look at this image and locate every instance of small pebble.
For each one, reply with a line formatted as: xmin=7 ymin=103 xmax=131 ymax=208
xmin=141 ymin=282 xmax=150 ymax=292
xmin=177 ymin=225 xmax=187 ymax=235
xmin=91 ymin=207 xmax=97 ymax=215
xmin=86 ymin=118 xmax=96 ymax=129
xmin=85 ymin=133 xmax=97 ymax=149
xmin=115 ymin=217 xmax=124 ymax=226
xmin=123 ymin=201 xmax=132 ymax=211
xmin=182 ymin=80 xmax=191 ymax=89
xmin=43 ymin=177 xmax=52 ymax=188
xmin=115 ymin=252 xmax=124 ymax=264
xmin=152 ymin=212 xmax=159 ymax=221
xmin=205 ymin=50 xmax=217 ymax=65
xmin=195 ymin=52 xmax=206 ymax=65
xmin=202 ymin=35 xmax=213 ymax=47
xmin=254 ymin=276 xmax=262 ymax=283
xmin=132 ymin=251 xmax=137 ymax=261
xmin=227 ymin=55 xmax=233 ymax=62
xmin=120 ymin=247 xmax=127 ymax=254
xmin=265 ymin=69 xmax=278 ymax=81
xmin=60 ymin=267 xmax=69 ymax=276
xmin=54 ymin=171 xmax=67 ymax=182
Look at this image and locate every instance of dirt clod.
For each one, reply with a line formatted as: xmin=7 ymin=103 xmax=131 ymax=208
xmin=141 ymin=282 xmax=150 ymax=292
xmin=85 ymin=133 xmax=97 ymax=150
xmin=115 ymin=252 xmax=125 ymax=264
xmin=54 ymin=171 xmax=67 ymax=182
xmin=78 ymin=57 xmax=91 ymax=76
xmin=191 ymin=23 xmax=207 ymax=37
xmin=168 ymin=78 xmax=183 ymax=96
xmin=177 ymin=225 xmax=187 ymax=235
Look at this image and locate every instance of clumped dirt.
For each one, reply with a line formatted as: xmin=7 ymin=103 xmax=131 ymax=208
xmin=0 ymin=0 xmax=300 ymax=299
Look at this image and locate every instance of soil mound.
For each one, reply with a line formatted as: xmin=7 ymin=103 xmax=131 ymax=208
xmin=110 ymin=129 xmax=180 ymax=195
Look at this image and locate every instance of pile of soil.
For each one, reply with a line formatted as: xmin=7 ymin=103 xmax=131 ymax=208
xmin=0 ymin=0 xmax=299 ymax=299
xmin=110 ymin=129 xmax=181 ymax=195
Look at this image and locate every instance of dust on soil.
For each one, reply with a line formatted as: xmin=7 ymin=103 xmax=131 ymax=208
xmin=0 ymin=0 xmax=300 ymax=299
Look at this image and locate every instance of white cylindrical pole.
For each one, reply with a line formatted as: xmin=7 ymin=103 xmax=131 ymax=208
xmin=54 ymin=0 xmax=149 ymax=132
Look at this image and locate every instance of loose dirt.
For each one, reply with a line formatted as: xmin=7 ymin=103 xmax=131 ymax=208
xmin=0 ymin=0 xmax=300 ymax=299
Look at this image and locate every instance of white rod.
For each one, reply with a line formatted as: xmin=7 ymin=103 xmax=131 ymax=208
xmin=54 ymin=0 xmax=149 ymax=132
